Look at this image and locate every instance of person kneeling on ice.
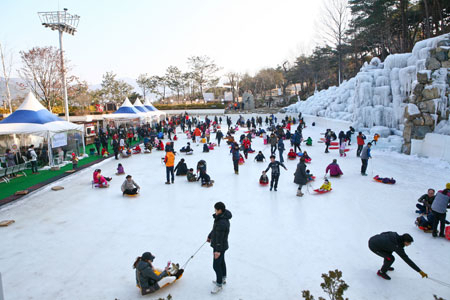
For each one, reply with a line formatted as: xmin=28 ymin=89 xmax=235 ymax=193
xmin=174 ymin=158 xmax=188 ymax=176
xmin=133 ymin=252 xmax=182 ymax=295
xmin=318 ymin=178 xmax=331 ymax=192
xmin=121 ymin=175 xmax=140 ymax=195
xmin=203 ymin=143 xmax=210 ymax=153
xmin=187 ymin=168 xmax=197 ymax=182
xmin=305 ymin=137 xmax=312 ymax=146
xmin=415 ymin=188 xmax=435 ymax=214
xmin=287 ymin=149 xmax=297 ymax=160
xmin=259 ymin=171 xmax=269 ymax=185
xmin=368 ymin=232 xmax=428 ymax=280
xmin=302 ymin=151 xmax=311 ymax=161
xmin=325 ymin=159 xmax=343 ymax=177
xmin=198 ymin=169 xmax=213 ymax=187
xmin=254 ymin=151 xmax=266 ymax=162
xmin=117 ymin=163 xmax=125 ymax=175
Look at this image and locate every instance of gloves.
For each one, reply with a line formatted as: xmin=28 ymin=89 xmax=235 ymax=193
xmin=419 ymin=271 xmax=428 ymax=278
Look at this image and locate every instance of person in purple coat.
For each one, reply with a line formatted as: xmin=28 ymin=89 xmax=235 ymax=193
xmin=325 ymin=159 xmax=343 ymax=177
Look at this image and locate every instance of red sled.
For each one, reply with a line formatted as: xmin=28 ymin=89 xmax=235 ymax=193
xmin=314 ymin=188 xmax=332 ymax=194
xmin=373 ymin=176 xmax=396 ymax=184
xmin=305 ymin=158 xmax=312 ymax=163
xmin=330 ymin=142 xmax=338 ymax=146
xmin=445 ymin=226 xmax=450 ymax=241
xmin=288 ymin=156 xmax=297 ymax=160
xmin=260 ymin=182 xmax=269 ymax=186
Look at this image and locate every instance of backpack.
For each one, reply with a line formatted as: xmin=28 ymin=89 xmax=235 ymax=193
xmin=26 ymin=150 xmax=32 ymax=160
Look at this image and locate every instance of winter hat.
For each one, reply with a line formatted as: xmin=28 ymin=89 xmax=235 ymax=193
xmin=446 ymin=183 xmax=450 ymax=189
xmin=142 ymin=252 xmax=155 ymax=261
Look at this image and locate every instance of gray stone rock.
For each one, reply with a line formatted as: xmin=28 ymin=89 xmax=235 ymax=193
xmin=422 ymin=86 xmax=440 ymax=100
xmin=420 ymin=99 xmax=437 ymax=113
xmin=402 ymin=142 xmax=411 ymax=155
xmin=403 ymin=122 xmax=413 ymax=142
xmin=413 ymin=126 xmax=433 ymax=139
xmin=426 ymin=57 xmax=441 ymax=70
xmin=436 ymin=50 xmax=448 ymax=62
xmin=423 ymin=113 xmax=435 ymax=126
xmin=437 ymin=39 xmax=450 ymax=47
xmin=412 ymin=117 xmax=425 ymax=126
xmin=414 ymin=83 xmax=424 ymax=95
xmin=417 ymin=72 xmax=429 ymax=84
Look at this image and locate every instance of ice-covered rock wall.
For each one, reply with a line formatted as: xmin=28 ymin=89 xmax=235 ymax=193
xmin=286 ymin=34 xmax=450 ymax=149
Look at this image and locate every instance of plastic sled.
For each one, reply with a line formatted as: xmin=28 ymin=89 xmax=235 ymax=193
xmin=123 ymin=193 xmax=139 ymax=197
xmin=313 ymin=188 xmax=332 ymax=194
xmin=307 ymin=176 xmax=316 ymax=182
xmin=116 ymin=173 xmax=125 ymax=176
xmin=0 ymin=220 xmax=15 ymax=227
xmin=373 ymin=176 xmax=396 ymax=184
xmin=260 ymin=182 xmax=269 ymax=186
xmin=305 ymin=158 xmax=312 ymax=163
xmin=139 ymin=266 xmax=184 ymax=293
xmin=328 ymin=146 xmax=339 ymax=150
xmin=330 ymin=142 xmax=338 ymax=146
xmin=288 ymin=156 xmax=297 ymax=160
xmin=445 ymin=226 xmax=450 ymax=241
xmin=296 ymin=152 xmax=303 ymax=157
xmin=51 ymin=186 xmax=64 ymax=191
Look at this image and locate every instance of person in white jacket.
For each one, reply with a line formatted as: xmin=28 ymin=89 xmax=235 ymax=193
xmin=28 ymin=145 xmax=38 ymax=174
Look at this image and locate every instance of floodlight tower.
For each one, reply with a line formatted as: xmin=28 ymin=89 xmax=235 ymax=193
xmin=38 ymin=8 xmax=80 ymax=121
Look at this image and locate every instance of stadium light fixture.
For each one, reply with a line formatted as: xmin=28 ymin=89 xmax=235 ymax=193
xmin=38 ymin=8 xmax=80 ymax=121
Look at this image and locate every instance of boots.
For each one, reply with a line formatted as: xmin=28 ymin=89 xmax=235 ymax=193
xmin=296 ymin=190 xmax=304 ymax=197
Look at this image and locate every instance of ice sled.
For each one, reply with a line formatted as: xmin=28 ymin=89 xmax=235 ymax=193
xmin=373 ymin=175 xmax=396 ymax=184
xmin=313 ymin=188 xmax=332 ymax=194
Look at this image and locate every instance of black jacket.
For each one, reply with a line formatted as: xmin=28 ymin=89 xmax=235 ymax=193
xmin=208 ymin=210 xmax=232 ymax=252
xmin=174 ymin=162 xmax=188 ymax=175
xmin=265 ymin=161 xmax=286 ymax=175
xmin=294 ymin=161 xmax=308 ymax=185
xmin=368 ymin=232 xmax=421 ymax=272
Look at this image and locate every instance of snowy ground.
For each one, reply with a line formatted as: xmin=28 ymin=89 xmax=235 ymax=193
xmin=1 ymin=114 xmax=449 ymax=300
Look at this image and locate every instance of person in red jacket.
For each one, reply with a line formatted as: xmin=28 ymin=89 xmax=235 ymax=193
xmin=194 ymin=127 xmax=202 ymax=145
xmin=356 ymin=132 xmax=366 ymax=157
xmin=242 ymin=136 xmax=251 ymax=159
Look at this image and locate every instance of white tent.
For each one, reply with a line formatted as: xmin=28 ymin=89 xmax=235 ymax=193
xmin=143 ymin=98 xmax=166 ymax=120
xmin=0 ymin=92 xmax=84 ymax=166
xmin=103 ymin=98 xmax=146 ymax=122
xmin=134 ymin=98 xmax=160 ymax=122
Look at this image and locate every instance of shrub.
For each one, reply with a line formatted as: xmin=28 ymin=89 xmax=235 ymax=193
xmin=302 ymin=269 xmax=349 ymax=300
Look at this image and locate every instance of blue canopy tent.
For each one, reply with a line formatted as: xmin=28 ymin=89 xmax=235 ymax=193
xmin=143 ymin=98 xmax=165 ymax=120
xmin=0 ymin=92 xmax=85 ymax=166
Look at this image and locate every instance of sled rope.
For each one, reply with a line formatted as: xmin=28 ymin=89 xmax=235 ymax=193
xmin=181 ymin=241 xmax=207 ymax=270
xmin=428 ymin=277 xmax=450 ymax=288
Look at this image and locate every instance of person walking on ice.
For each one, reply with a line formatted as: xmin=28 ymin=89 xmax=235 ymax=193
xmin=360 ymin=142 xmax=372 ymax=176
xmin=368 ymin=232 xmax=428 ymax=280
xmin=264 ymin=155 xmax=287 ymax=191
xmin=207 ymin=202 xmax=232 ymax=294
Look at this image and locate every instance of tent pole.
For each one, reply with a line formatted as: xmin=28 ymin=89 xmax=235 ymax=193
xmin=48 ymin=132 xmax=53 ymax=167
xmin=81 ymin=129 xmax=86 ymax=156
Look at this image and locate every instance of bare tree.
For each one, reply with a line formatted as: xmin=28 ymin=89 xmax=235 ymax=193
xmin=18 ymin=46 xmax=67 ymax=111
xmin=165 ymin=66 xmax=183 ymax=102
xmin=319 ymin=0 xmax=349 ymax=86
xmin=225 ymin=72 xmax=240 ymax=102
xmin=0 ymin=42 xmax=13 ymax=112
xmin=187 ymin=55 xmax=220 ymax=98
xmin=136 ymin=73 xmax=151 ymax=100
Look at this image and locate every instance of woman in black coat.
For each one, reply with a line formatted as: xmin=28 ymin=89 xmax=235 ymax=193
xmin=294 ymin=157 xmax=308 ymax=197
xmin=174 ymin=158 xmax=188 ymax=176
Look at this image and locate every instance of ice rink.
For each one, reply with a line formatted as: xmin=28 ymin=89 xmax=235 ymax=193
xmin=1 ymin=114 xmax=449 ymax=300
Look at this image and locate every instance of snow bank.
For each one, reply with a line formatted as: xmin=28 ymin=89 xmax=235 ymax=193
xmin=411 ymin=132 xmax=450 ymax=162
xmin=286 ymin=33 xmax=450 ymax=134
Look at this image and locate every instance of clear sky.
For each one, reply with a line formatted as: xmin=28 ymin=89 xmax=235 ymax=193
xmin=0 ymin=0 xmax=324 ymax=85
